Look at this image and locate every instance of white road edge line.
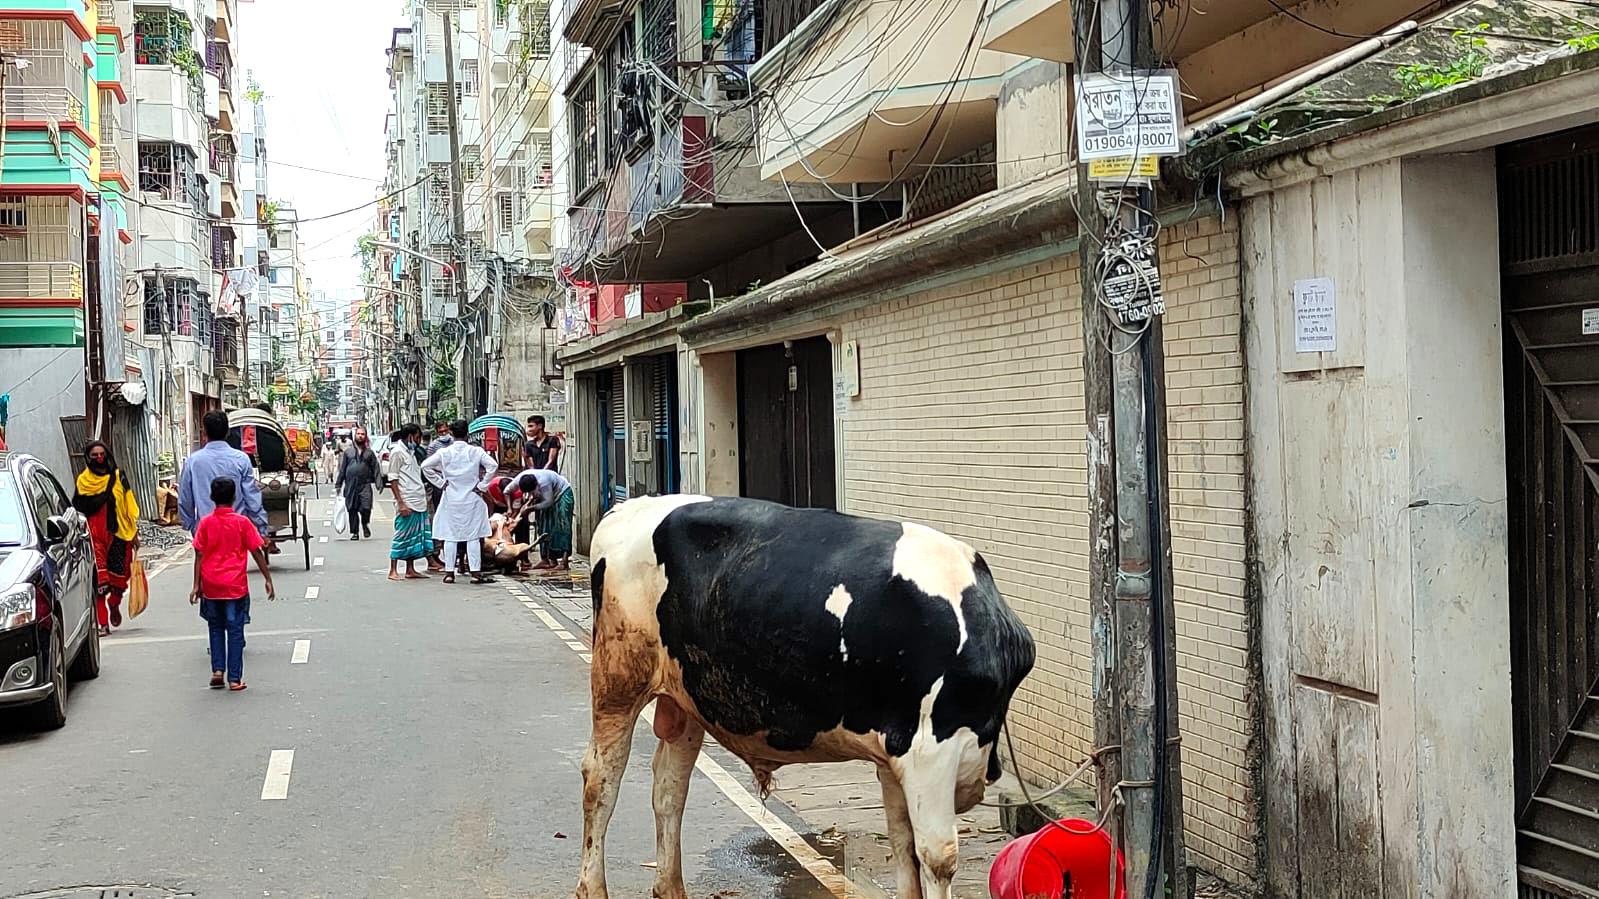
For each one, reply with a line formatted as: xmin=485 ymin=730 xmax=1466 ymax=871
xmin=536 ymin=599 xmax=857 ymax=899
xmin=304 ymin=586 xmax=320 ymax=600
xmin=690 ymin=751 xmax=856 ymax=897
xmin=564 ymin=641 xmax=586 ymax=651
xmin=532 ymin=609 xmax=562 ymax=630
xmin=261 ymin=749 xmax=294 ymax=800
xmin=291 ymin=640 xmax=311 ymax=664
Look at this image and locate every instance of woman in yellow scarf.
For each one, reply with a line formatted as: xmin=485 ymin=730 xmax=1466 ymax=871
xmin=73 ymin=440 xmax=140 ymax=635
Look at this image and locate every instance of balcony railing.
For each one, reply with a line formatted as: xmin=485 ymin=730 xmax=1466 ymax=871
xmin=0 ymin=261 xmax=84 ymax=299
xmin=97 ymin=0 xmax=116 ymax=25
xmin=4 ymin=85 xmax=85 ymax=122
xmin=101 ymin=140 xmax=123 ymax=174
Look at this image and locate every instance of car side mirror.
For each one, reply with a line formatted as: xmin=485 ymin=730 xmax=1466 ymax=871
xmin=44 ymin=516 xmax=69 ymax=546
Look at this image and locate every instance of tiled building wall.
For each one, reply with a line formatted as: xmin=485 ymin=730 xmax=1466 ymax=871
xmin=834 ymin=214 xmax=1256 ymax=883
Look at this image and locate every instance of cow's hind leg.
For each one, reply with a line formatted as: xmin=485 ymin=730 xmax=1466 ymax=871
xmin=576 ymin=706 xmax=641 ymax=899
xmin=650 ymin=701 xmax=704 ymax=899
xmin=877 ymin=765 xmax=924 ymax=899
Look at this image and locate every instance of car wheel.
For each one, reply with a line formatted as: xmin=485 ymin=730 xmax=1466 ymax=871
xmin=27 ymin=625 xmax=67 ymax=731
xmin=70 ymin=612 xmax=100 ymax=681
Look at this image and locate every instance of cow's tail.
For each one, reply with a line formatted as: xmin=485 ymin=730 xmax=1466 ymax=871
xmin=987 ymin=734 xmax=1004 ymax=783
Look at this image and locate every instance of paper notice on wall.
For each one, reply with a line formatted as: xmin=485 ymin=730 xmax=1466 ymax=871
xmin=1583 ymin=307 xmax=1599 ymax=336
xmin=1293 ymin=277 xmax=1336 ymax=353
xmin=833 ymin=375 xmax=847 ymax=416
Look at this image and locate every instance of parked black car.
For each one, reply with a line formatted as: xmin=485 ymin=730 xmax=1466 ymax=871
xmin=0 ymin=452 xmax=101 ymax=729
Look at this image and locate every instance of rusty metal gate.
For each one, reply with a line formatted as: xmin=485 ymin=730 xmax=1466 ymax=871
xmin=1499 ymin=127 xmax=1599 ymax=899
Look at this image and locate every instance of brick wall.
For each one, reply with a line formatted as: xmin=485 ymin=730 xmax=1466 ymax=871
xmin=834 ymin=214 xmax=1256 ymax=884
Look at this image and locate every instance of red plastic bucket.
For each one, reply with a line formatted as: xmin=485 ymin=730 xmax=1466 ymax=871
xmin=988 ymin=818 xmax=1126 ymax=899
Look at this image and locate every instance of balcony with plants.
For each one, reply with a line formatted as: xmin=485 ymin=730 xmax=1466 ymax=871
xmin=135 ymin=8 xmax=205 ymax=123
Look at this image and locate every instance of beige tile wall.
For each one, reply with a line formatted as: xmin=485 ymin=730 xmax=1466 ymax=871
xmin=835 ymin=214 xmax=1255 ymax=883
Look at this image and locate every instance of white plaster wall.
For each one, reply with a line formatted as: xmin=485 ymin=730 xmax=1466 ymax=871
xmin=2 ymin=349 xmax=84 ymax=478
xmin=1242 ymin=152 xmax=1514 ymax=899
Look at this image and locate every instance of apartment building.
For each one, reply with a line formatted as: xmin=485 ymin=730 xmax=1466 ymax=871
xmin=378 ymin=0 xmax=564 ymax=425
xmin=477 ymin=0 xmax=558 ymax=422
xmin=554 ymin=0 xmax=882 ymax=521
xmin=0 ymin=0 xmax=124 ymax=475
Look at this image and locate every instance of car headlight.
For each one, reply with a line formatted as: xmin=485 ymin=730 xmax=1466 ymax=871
xmin=0 ymin=586 xmax=40 ymax=633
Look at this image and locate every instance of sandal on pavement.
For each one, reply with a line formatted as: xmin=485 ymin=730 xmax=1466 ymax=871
xmin=228 ymin=682 xmax=247 ymax=692
xmin=442 ymin=572 xmax=456 ymax=584
xmin=210 ymin=673 xmax=225 ymax=689
xmin=470 ymin=574 xmax=496 ymax=584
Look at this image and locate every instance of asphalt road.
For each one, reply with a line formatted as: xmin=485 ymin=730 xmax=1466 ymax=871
xmin=0 ymin=493 xmax=845 ymax=899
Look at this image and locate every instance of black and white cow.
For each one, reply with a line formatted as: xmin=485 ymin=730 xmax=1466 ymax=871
xmin=577 ymin=495 xmax=1035 ymax=899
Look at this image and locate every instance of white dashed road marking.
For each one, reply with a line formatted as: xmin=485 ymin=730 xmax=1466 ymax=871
xmin=313 ymin=557 xmax=325 ymax=567
xmin=291 ymin=640 xmax=311 ymax=664
xmin=304 ymin=586 xmax=320 ymax=600
xmin=261 ymin=750 xmax=295 ymax=800
xmin=319 ymin=535 xmax=329 ymax=544
xmin=532 ymin=609 xmax=562 ymax=630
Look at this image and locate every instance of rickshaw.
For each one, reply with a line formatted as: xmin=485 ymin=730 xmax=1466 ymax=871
xmin=226 ymin=408 xmax=313 ymax=569
xmin=468 ymin=413 xmax=526 ymax=471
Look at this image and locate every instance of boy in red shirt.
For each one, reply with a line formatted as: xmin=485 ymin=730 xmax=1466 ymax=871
xmin=190 ymin=476 xmax=275 ymax=691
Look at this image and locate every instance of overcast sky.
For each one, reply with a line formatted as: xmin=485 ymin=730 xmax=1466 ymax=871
xmin=237 ymin=0 xmax=401 ymax=300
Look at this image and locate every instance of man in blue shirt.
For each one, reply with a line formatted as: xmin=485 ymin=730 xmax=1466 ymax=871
xmin=179 ymin=411 xmax=270 ymax=549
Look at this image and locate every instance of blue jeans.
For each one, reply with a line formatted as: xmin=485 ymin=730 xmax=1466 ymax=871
xmin=199 ymin=596 xmax=250 ymax=684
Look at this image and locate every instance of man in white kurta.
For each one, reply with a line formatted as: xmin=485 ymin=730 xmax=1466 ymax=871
xmin=421 ymin=420 xmax=499 ymax=582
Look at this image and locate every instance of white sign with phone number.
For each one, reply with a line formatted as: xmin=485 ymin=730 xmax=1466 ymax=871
xmin=1075 ymin=71 xmax=1183 ymax=162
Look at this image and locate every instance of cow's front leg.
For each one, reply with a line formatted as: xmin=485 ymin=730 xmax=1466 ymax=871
xmin=576 ymin=708 xmax=640 ymax=899
xmin=650 ymin=700 xmax=704 ymax=899
xmin=895 ymin=738 xmax=965 ymax=899
xmin=877 ymin=765 xmax=923 ymax=899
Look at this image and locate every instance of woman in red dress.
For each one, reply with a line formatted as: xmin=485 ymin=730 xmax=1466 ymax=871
xmin=73 ymin=440 xmax=140 ymax=635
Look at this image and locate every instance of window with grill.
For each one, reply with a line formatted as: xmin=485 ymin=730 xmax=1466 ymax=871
xmin=138 ymin=142 xmax=177 ymax=199
xmin=462 ymin=145 xmax=482 ymax=182
xmin=525 ymin=0 xmax=552 ymax=58
xmin=497 ymin=192 xmax=520 ymax=232
xmin=603 ymin=23 xmax=636 ymax=168
xmin=643 ymin=0 xmax=676 ymax=67
xmin=427 ymin=83 xmax=450 ymax=134
xmin=571 ymin=74 xmax=599 ymax=195
xmin=142 ymin=278 xmax=173 ymax=335
xmin=461 ymin=59 xmax=479 ymax=96
xmin=176 ymin=281 xmax=195 ymax=337
xmin=0 ymin=197 xmax=26 ymax=234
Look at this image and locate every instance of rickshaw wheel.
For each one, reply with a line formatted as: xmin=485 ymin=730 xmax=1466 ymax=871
xmin=301 ymin=509 xmax=312 ymax=570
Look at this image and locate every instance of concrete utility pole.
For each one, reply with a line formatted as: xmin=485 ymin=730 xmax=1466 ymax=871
xmin=1074 ymin=0 xmax=1189 ymax=896
xmin=441 ymin=11 xmax=471 ymax=417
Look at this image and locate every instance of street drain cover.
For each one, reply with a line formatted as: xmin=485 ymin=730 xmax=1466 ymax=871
xmin=6 ymin=887 xmax=194 ymax=899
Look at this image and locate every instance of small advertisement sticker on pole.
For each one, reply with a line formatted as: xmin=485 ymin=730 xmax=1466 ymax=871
xmin=1075 ymin=70 xmax=1183 ymax=162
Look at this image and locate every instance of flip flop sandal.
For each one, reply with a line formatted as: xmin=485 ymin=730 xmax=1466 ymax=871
xmin=443 ymin=573 xmax=456 ymax=584
xmin=228 ymin=682 xmax=247 ymax=692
